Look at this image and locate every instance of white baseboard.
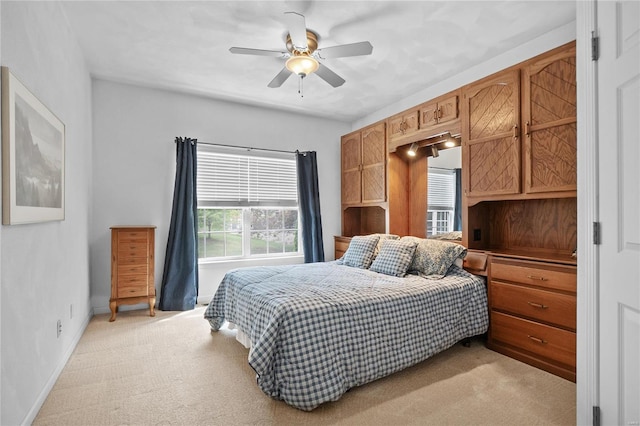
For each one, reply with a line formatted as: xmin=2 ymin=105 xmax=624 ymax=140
xmin=21 ymin=307 xmax=94 ymax=426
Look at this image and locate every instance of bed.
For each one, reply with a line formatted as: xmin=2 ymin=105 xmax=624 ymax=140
xmin=204 ymin=235 xmax=488 ymax=411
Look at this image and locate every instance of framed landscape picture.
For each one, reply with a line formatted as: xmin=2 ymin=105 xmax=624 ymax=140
xmin=2 ymin=66 xmax=65 ymax=225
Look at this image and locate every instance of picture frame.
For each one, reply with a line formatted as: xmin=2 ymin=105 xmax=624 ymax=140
xmin=2 ymin=66 xmax=65 ymax=225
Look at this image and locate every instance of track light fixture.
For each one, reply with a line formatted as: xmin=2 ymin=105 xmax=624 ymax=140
xmin=431 ymin=145 xmax=439 ymax=158
xmin=407 ymin=142 xmax=418 ymax=157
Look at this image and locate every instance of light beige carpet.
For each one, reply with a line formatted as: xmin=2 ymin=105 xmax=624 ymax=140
xmin=34 ymin=307 xmax=576 ymax=425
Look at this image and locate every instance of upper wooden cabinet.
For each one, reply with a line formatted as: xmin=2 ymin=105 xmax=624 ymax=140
xmin=341 ymin=121 xmax=386 ymax=206
xmin=420 ymin=94 xmax=459 ymax=131
xmin=462 ymin=69 xmax=522 ymax=197
xmin=387 ymin=90 xmax=461 ymax=152
xmin=388 ymin=110 xmax=420 ymax=142
xmin=523 ymin=44 xmax=577 ymax=194
xmin=462 ymin=41 xmax=576 ymax=201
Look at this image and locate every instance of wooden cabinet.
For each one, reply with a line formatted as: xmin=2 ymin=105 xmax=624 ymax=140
xmin=523 ymin=44 xmax=577 ymax=194
xmin=462 ymin=41 xmax=576 ymax=201
xmin=387 ymin=90 xmax=461 ymax=152
xmin=110 ymin=226 xmax=156 ymax=322
xmin=334 ymin=235 xmax=352 ymax=259
xmin=341 ymin=121 xmax=386 ymax=206
xmin=462 ymin=69 xmax=522 ymax=197
xmin=487 ymin=256 xmax=576 ymax=381
xmin=419 ymin=94 xmax=459 ymax=131
xmin=388 ymin=110 xmax=420 ymax=143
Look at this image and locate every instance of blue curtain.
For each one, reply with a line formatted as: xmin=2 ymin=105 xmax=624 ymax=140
xmin=296 ymin=151 xmax=325 ymax=263
xmin=453 ymin=168 xmax=462 ymax=231
xmin=159 ymin=137 xmax=199 ymax=311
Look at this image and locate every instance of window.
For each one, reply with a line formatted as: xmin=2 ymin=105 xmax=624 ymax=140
xmin=426 ymin=168 xmax=455 ymax=236
xmin=196 ymin=146 xmax=300 ymax=260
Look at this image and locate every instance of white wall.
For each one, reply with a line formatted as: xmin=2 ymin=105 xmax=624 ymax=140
xmin=0 ymin=2 xmax=93 ymax=425
xmin=91 ymin=80 xmax=350 ymax=310
xmin=352 ymin=22 xmax=576 ymax=130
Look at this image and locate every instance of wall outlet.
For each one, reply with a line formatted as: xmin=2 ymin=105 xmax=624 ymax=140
xmin=473 ymin=228 xmax=482 ymax=241
xmin=57 ymin=320 xmax=62 ymax=338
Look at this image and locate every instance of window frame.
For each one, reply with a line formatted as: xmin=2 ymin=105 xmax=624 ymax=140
xmin=196 ymin=145 xmax=302 ymax=262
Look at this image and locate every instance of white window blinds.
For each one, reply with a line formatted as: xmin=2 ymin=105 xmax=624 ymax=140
xmin=197 ymin=146 xmax=298 ymax=207
xmin=427 ymin=168 xmax=455 ymax=210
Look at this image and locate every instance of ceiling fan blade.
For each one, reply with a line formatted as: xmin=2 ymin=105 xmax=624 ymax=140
xmin=314 ymin=63 xmax=345 ymax=88
xmin=229 ymin=47 xmax=289 ymax=58
xmin=284 ymin=11 xmax=308 ymax=50
xmin=267 ymin=67 xmax=292 ymax=88
xmin=315 ymin=41 xmax=373 ymax=59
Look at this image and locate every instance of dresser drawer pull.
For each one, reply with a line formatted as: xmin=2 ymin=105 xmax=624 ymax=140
xmin=526 ymin=275 xmax=547 ymax=281
xmin=527 ymin=335 xmax=547 ymax=344
xmin=527 ymin=301 xmax=548 ymax=309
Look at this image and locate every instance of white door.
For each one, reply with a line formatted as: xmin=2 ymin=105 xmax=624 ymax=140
xmin=597 ymin=1 xmax=640 ymax=425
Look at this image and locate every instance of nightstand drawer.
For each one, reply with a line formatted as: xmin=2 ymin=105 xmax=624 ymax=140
xmin=334 ymin=236 xmax=352 ymax=259
xmin=491 ymin=311 xmax=575 ymax=368
xmin=491 ymin=259 xmax=576 ymax=292
xmin=491 ymin=281 xmax=576 ymax=330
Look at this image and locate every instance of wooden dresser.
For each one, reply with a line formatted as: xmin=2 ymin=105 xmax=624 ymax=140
xmin=110 ymin=226 xmax=156 ymax=322
xmin=487 ymin=254 xmax=576 ymax=381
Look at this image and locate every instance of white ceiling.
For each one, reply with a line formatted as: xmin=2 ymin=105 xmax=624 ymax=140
xmin=60 ymin=1 xmax=576 ymax=123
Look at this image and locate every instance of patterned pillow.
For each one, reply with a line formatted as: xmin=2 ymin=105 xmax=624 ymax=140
xmin=401 ymin=236 xmax=467 ymax=279
xmin=342 ymin=234 xmax=381 ymax=269
xmin=371 ymin=233 xmax=400 ymax=255
xmin=369 ymin=239 xmax=418 ymax=277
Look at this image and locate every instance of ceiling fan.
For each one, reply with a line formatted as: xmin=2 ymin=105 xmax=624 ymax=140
xmin=229 ymin=12 xmax=373 ymax=93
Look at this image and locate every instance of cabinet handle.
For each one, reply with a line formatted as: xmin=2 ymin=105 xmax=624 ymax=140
xmin=513 ymin=124 xmax=518 ymax=140
xmin=526 ymin=275 xmax=547 ymax=281
xmin=528 ymin=335 xmax=547 ymax=344
xmin=433 ymin=109 xmax=438 ymax=122
xmin=438 ymin=107 xmax=443 ymax=119
xmin=525 ymin=121 xmax=530 ymax=136
xmin=527 ymin=301 xmax=548 ymax=309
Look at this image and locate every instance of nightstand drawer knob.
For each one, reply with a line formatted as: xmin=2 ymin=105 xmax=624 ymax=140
xmin=527 ymin=301 xmax=548 ymax=309
xmin=526 ymin=275 xmax=547 ymax=281
xmin=527 ymin=335 xmax=547 ymax=344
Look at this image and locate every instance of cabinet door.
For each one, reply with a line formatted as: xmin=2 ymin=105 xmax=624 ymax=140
xmin=437 ymin=95 xmax=458 ymax=124
xmin=463 ymin=69 xmax=521 ymax=197
xmin=523 ymin=45 xmax=577 ymax=194
xmin=361 ymin=123 xmax=386 ymax=203
xmin=341 ymin=132 xmax=362 ymax=205
xmin=419 ymin=101 xmax=439 ymax=128
xmin=388 ymin=110 xmax=419 ymax=142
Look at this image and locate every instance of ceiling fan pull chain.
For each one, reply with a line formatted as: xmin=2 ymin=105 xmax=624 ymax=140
xmin=298 ymin=74 xmax=304 ymax=98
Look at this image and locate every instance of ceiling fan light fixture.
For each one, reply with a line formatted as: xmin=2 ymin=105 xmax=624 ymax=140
xmin=286 ymin=54 xmax=319 ymax=77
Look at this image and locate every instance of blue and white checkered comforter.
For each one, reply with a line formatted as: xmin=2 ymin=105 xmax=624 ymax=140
xmin=204 ymin=262 xmax=488 ymax=411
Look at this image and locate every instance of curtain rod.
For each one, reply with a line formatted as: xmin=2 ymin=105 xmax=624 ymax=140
xmin=195 ymin=141 xmax=297 ymax=155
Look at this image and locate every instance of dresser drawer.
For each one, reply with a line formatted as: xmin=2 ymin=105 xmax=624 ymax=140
xmin=117 ymin=230 xmax=150 ymax=243
xmin=117 ymin=274 xmax=148 ymax=287
xmin=117 ymin=264 xmax=148 ymax=275
xmin=117 ymin=242 xmax=149 ymax=258
xmin=491 ymin=259 xmax=576 ymax=293
xmin=491 ymin=281 xmax=576 ymax=330
xmin=491 ymin=311 xmax=575 ymax=368
xmin=118 ymin=285 xmax=148 ymax=298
